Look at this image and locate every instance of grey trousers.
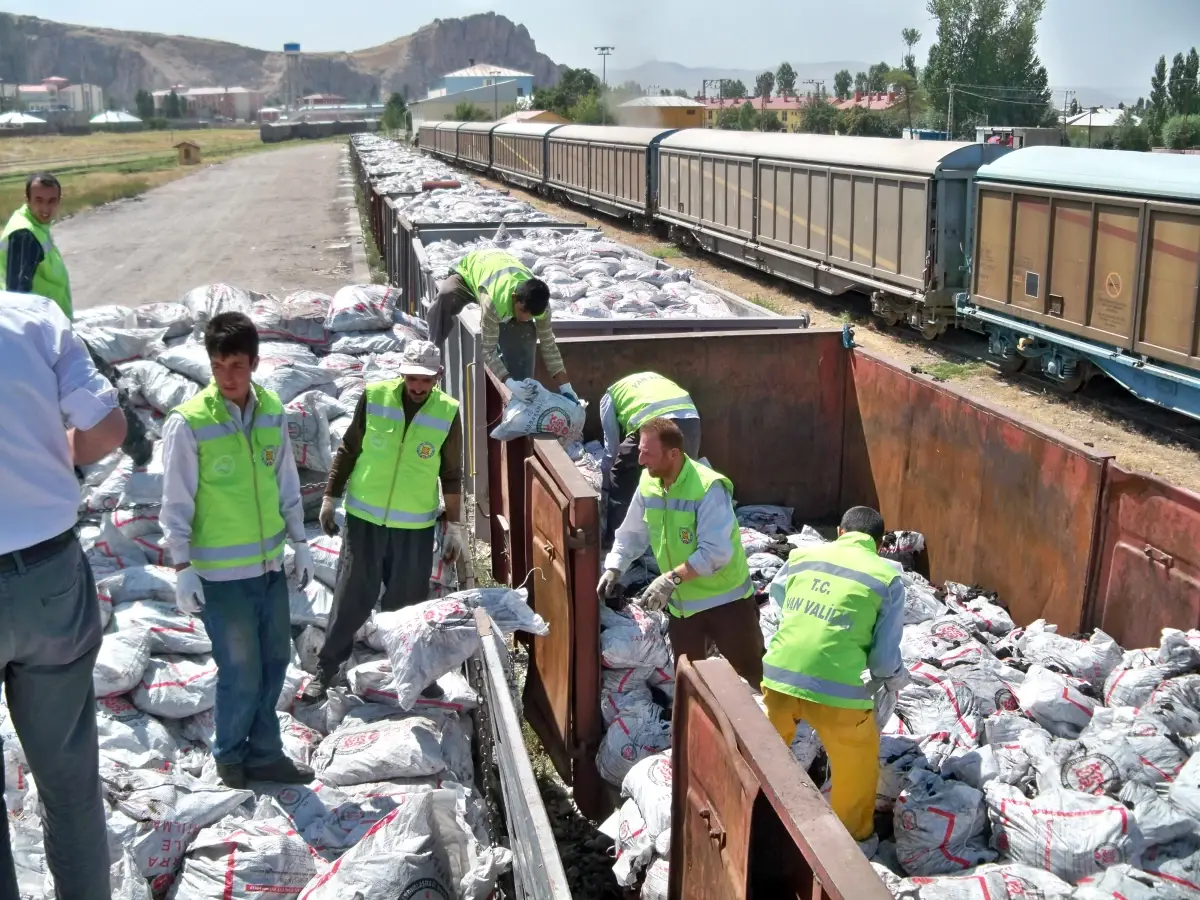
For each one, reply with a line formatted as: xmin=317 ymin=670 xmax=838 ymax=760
xmin=0 ymin=536 xmax=108 ymax=900
xmin=317 ymin=514 xmax=436 ymax=681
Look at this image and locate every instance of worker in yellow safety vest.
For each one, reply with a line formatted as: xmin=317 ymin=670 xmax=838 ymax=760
xmin=161 ymin=312 xmax=317 ymax=790
xmin=596 ymin=417 xmax=764 ymax=688
xmin=305 ymin=340 xmax=466 ymax=701
xmin=761 ymin=506 xmax=908 ymax=850
xmin=1 ymin=172 xmax=72 ymax=318
xmin=427 ymin=248 xmax=575 ymax=401
xmin=600 ymin=372 xmax=701 ymax=542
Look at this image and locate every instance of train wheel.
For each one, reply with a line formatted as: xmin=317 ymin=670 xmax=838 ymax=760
xmin=1054 ymin=369 xmax=1087 ymax=394
xmin=920 ymin=322 xmax=941 ymax=341
xmin=996 ymin=354 xmax=1027 ymax=375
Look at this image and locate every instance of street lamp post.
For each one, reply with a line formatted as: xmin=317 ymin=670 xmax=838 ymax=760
xmin=595 ymin=46 xmax=614 ymax=125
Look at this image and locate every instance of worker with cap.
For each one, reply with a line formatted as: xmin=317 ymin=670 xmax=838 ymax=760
xmin=596 ymin=417 xmax=763 ymax=688
xmin=2 ymin=170 xmax=152 ymax=466
xmin=760 ymin=505 xmax=908 ymax=849
xmin=600 ymin=372 xmax=700 ymax=542
xmin=0 ymin=290 xmax=127 ymax=898
xmin=306 ymin=340 xmax=465 ymax=700
xmin=161 ymin=312 xmax=316 ymax=789
xmin=427 ymin=247 xmax=576 ymax=401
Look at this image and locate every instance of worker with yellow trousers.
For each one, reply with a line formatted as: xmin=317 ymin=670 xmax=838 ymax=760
xmin=761 ymin=506 xmax=908 ymax=846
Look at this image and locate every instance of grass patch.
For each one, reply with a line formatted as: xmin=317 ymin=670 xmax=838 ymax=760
xmin=352 ymin=179 xmax=388 ymax=285
xmin=648 ymin=245 xmax=681 ymax=259
xmin=0 ymin=128 xmax=263 ymax=173
xmin=924 ymin=360 xmax=985 ymax=381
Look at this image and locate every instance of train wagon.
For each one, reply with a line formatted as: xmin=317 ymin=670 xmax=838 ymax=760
xmin=427 ymin=121 xmax=463 ymax=162
xmin=654 ymin=131 xmax=1008 ymax=338
xmin=491 ymin=122 xmax=564 ymax=189
xmin=546 ymin=125 xmax=676 ymax=221
xmin=456 ymin=121 xmax=500 ymax=172
xmin=416 ymin=121 xmax=438 ymax=150
xmin=959 ymin=146 xmax=1200 ymax=418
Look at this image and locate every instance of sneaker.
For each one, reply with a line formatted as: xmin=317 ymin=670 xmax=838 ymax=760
xmin=216 ymin=763 xmax=247 ymax=790
xmin=245 ymin=757 xmax=315 ymax=784
xmin=301 ymin=672 xmax=334 ymax=702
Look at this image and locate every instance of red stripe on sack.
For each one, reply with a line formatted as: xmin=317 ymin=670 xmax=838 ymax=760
xmin=1150 ymin=870 xmax=1200 ymax=891
xmin=618 ymin=670 xmax=634 ymax=691
xmin=1138 ymin=755 xmax=1180 ymax=780
xmin=929 ymin=678 xmax=978 ymax=740
xmin=616 ymin=717 xmax=631 ymax=735
xmin=245 ymin=886 xmax=303 ymax=894
xmin=928 ymin=807 xmax=971 ymax=868
xmin=1059 ymin=688 xmax=1092 ymax=716
xmin=223 ymin=844 xmax=238 ymax=900
xmin=150 ymin=622 xmax=197 ymax=635
xmin=1105 ymin=669 xmax=1130 ymax=706
xmin=298 ymin=807 xmax=402 ymax=897
xmin=142 ymin=666 xmax=217 ymax=689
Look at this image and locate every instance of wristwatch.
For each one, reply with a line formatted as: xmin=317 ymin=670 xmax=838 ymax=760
xmin=669 ymin=572 xmax=683 ymax=586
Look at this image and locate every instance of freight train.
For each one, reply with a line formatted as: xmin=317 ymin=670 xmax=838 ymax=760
xmin=418 ymin=121 xmax=1200 ymax=420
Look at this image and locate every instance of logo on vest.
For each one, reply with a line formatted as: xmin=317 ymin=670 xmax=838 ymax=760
xmin=261 ymin=446 xmax=277 ymax=467
xmin=678 ymin=527 xmax=694 ymax=545
xmin=211 ymin=455 xmax=235 ymax=477
xmin=417 ymin=441 xmax=436 ymax=459
xmin=369 ymin=432 xmax=388 ymax=451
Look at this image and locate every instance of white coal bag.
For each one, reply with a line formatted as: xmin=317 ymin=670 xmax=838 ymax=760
xmin=120 ymin=360 xmax=201 ymax=413
xmin=95 ymin=695 xmax=179 ymax=769
xmin=156 ymin=342 xmax=212 ymax=384
xmin=622 ymin=751 xmax=673 ymax=848
xmin=182 ymin=283 xmax=261 ymax=332
xmin=373 ymin=595 xmax=482 ymax=711
xmin=1139 ymin=837 xmax=1200 ymax=899
xmin=985 ymin=783 xmax=1144 ymax=883
xmin=1015 ymin=665 xmax=1096 ymax=738
xmin=94 ymin=628 xmax=153 ymax=698
xmin=250 ymin=290 xmax=332 ymax=346
xmin=301 ymin=776 xmax=458 ymax=854
xmin=297 ymin=788 xmax=511 ymax=900
xmin=895 ymin=677 xmax=985 ymax=747
xmin=111 ymin=849 xmax=153 ymax=900
xmin=601 ymin=668 xmax=658 ymax=728
xmin=111 ymin=601 xmax=212 ymax=654
xmin=613 ymin=798 xmax=653 ymax=888
xmin=96 ymin=565 xmax=177 ymax=606
xmin=311 ymin=710 xmax=448 ymax=786
xmin=277 ymin=712 xmax=324 ymax=768
xmin=284 ymin=391 xmax=334 ymax=473
xmin=77 ymin=325 xmax=166 ymax=365
xmin=254 ymin=782 xmax=349 ymax=835
xmin=1073 ymin=864 xmax=1168 ymax=900
xmin=294 ymin=624 xmax=325 ymax=675
xmin=641 ymin=856 xmax=670 ymax=900
xmin=597 ymin=714 xmax=671 ymax=788
xmin=600 ymin=605 xmax=671 ymax=670
xmin=133 ymin=302 xmax=193 ymax=339
xmin=256 ymin=353 xmax=335 ymax=405
xmin=325 ymin=285 xmax=399 ymax=333
xmin=891 ymin=863 xmax=1074 ymax=899
xmin=463 ymin=587 xmax=549 ymax=636
xmin=894 ymin=769 xmax=995 ymax=876
xmin=490 ymin=378 xmax=586 ymax=442
xmin=130 ymin=654 xmax=218 ymax=719
xmin=1021 ymin=628 xmax=1123 ymax=690
xmin=169 ymin=817 xmax=320 ymax=900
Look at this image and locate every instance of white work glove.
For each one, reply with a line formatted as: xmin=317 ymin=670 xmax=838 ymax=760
xmin=559 ymin=383 xmax=580 ymax=404
xmin=504 ymin=378 xmax=521 ymax=393
xmin=638 ymin=572 xmax=677 ymax=613
xmin=292 ymin=542 xmax=315 ymax=590
xmin=596 ymin=568 xmax=621 ymax=600
xmin=175 ymin=566 xmax=205 ymax=615
xmin=319 ymin=497 xmax=339 ymax=537
xmin=443 ymin=522 xmax=466 ymax=563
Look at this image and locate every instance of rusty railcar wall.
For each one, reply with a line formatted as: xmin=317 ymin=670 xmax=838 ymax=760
xmin=840 ymin=348 xmax=1111 ymax=631
xmin=1087 ymin=464 xmax=1200 ymax=648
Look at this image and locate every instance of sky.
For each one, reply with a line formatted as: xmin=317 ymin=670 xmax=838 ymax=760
xmin=8 ymin=0 xmax=1198 ymax=98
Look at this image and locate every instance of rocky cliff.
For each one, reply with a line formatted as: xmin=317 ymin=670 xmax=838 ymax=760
xmin=0 ymin=12 xmax=565 ymax=104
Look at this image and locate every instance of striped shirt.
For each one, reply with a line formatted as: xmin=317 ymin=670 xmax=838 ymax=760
xmin=480 ymin=300 xmax=565 ymax=382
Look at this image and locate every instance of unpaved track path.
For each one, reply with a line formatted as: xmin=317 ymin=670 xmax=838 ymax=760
xmin=58 ymin=143 xmax=363 ymax=310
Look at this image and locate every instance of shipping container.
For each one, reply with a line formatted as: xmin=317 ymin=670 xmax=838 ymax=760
xmin=547 ymin=125 xmax=677 ymax=220
xmin=492 ymin=122 xmax=564 ymax=189
xmin=457 ymin=121 xmax=501 ymax=171
xmin=452 ymin=326 xmax=1200 ymax=829
xmin=655 ymin=131 xmax=1008 ymax=337
xmin=963 ymin=147 xmax=1200 ymax=416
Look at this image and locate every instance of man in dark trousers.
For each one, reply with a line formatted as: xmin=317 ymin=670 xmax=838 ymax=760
xmin=305 ymin=340 xmax=466 ymax=700
xmin=0 ymin=290 xmax=127 ymax=899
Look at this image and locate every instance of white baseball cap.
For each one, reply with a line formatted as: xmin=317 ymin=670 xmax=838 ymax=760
xmin=399 ymin=340 xmax=442 ymax=376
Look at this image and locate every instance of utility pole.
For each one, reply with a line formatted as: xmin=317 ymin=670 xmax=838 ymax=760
xmin=595 ymin=46 xmax=614 ymax=125
xmin=947 ymin=83 xmax=955 ymax=139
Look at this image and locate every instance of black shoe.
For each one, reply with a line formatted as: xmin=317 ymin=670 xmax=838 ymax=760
xmin=216 ymin=763 xmax=247 ymax=790
xmin=245 ymin=757 xmax=315 ymax=785
xmin=302 ymin=672 xmax=334 ymax=701
xmin=420 ymin=681 xmax=445 ymax=700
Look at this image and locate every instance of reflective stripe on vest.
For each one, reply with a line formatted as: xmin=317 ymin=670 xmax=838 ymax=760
xmin=454 ymin=249 xmax=540 ymax=322
xmin=762 ymin=532 xmax=898 ymax=710
xmin=346 ymin=381 xmax=459 ymax=530
xmin=174 ymin=382 xmax=287 ymax=573
xmin=638 ymin=458 xmax=751 ymax=619
xmin=0 ymin=205 xmax=73 ymax=319
xmin=608 ymin=372 xmax=698 ymax=435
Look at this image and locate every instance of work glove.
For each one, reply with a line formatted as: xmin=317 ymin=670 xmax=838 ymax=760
xmin=504 ymin=378 xmax=521 ymax=394
xmin=559 ymin=383 xmax=580 ymax=404
xmin=638 ymin=572 xmax=677 ymax=613
xmin=596 ymin=568 xmax=622 ymax=600
xmin=319 ymin=497 xmax=340 ymax=537
xmin=292 ymin=542 xmax=315 ymax=590
xmin=175 ymin=566 xmax=205 ymax=615
xmin=443 ymin=522 xmax=466 ymax=563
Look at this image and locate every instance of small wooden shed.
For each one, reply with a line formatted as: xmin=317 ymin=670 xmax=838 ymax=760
xmin=174 ymin=140 xmax=202 ymax=166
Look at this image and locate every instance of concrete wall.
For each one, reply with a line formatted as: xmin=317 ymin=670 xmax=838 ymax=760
xmin=260 ymin=120 xmax=380 ymax=143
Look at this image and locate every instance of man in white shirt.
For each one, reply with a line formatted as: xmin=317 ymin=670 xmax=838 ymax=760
xmin=160 ymin=312 xmax=315 ymax=789
xmin=0 ymin=291 xmax=126 ymax=900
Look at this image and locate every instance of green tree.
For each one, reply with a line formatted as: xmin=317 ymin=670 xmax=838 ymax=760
xmin=532 ymin=67 xmax=602 ymax=117
xmin=716 ymin=106 xmax=742 ymax=129
xmin=754 ymin=71 xmax=775 ymax=100
xmin=608 ymin=80 xmax=644 ymax=105
xmin=854 ymin=72 xmax=868 ymax=93
xmin=381 ymin=92 xmax=407 ymax=131
xmin=1168 ymin=52 xmax=1188 ymax=114
xmin=738 ymin=100 xmax=760 ymax=130
xmin=720 ymin=79 xmax=748 ymax=99
xmin=448 ymin=102 xmax=490 ymax=122
xmin=1067 ymin=97 xmax=1081 ymax=116
xmin=1112 ymin=108 xmax=1150 ymax=151
xmin=134 ymin=89 xmax=154 ymax=119
xmin=776 ymin=62 xmax=797 ymax=98
xmin=799 ymin=99 xmax=839 ymax=133
xmin=834 ymin=69 xmax=853 ymax=100
xmin=569 ymin=93 xmax=607 ymax=124
xmin=500 ymin=102 xmax=519 ymax=117
xmin=1185 ymin=48 xmax=1199 ymax=115
xmin=1162 ymin=114 xmax=1200 ymax=149
xmin=1148 ymin=55 xmax=1169 ymax=143
xmin=867 ymin=61 xmax=892 ymax=92
xmin=760 ymin=110 xmax=785 ymax=132
xmin=922 ymin=0 xmax=1053 ymax=138
xmin=838 ymin=106 xmax=901 ymax=137
xmin=164 ymin=90 xmax=182 ymax=119
xmin=673 ymin=88 xmax=690 ymax=98
xmin=887 ymin=68 xmax=926 ymax=130
xmin=902 ymin=28 xmax=923 ymax=77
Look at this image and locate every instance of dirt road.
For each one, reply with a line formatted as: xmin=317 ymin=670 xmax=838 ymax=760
xmin=58 ymin=143 xmax=364 ymax=310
